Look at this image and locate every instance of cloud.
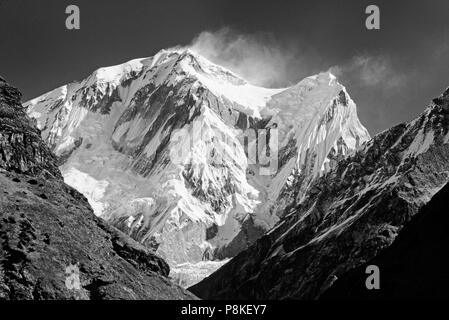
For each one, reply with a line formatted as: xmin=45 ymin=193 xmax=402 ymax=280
xmin=186 ymin=28 xmax=407 ymax=91
xmin=188 ymin=27 xmax=305 ymax=88
xmin=330 ymin=55 xmax=405 ymax=89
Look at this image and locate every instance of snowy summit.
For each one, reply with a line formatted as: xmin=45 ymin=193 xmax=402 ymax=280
xmin=25 ymin=48 xmax=370 ymax=287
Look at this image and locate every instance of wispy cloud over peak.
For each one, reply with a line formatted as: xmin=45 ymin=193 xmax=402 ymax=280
xmin=188 ymin=27 xmax=305 ymax=88
xmin=330 ymin=55 xmax=405 ymax=90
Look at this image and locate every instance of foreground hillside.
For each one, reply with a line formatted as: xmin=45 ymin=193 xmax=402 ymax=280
xmin=0 ymin=76 xmax=195 ymax=300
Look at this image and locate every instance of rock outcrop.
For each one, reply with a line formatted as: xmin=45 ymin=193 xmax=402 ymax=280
xmin=0 ymin=77 xmax=195 ymax=300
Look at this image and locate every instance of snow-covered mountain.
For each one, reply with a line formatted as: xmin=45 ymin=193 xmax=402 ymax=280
xmin=190 ymin=87 xmax=449 ymax=299
xmin=25 ymin=48 xmax=369 ymax=286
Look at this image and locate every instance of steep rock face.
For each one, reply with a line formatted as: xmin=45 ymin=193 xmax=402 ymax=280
xmin=0 ymin=77 xmax=195 ymax=300
xmin=190 ymin=87 xmax=449 ymax=299
xmin=248 ymin=73 xmax=370 ymax=222
xmin=321 ymin=181 xmax=449 ymax=300
xmin=25 ymin=49 xmax=369 ymax=286
xmin=0 ymin=77 xmax=61 ymax=178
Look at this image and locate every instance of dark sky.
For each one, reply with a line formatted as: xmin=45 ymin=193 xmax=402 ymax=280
xmin=1 ymin=0 xmax=448 ymax=135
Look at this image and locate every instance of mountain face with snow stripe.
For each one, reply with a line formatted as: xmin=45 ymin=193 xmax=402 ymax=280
xmin=320 ymin=180 xmax=449 ymax=300
xmin=25 ymin=48 xmax=370 ymax=286
xmin=190 ymin=87 xmax=449 ymax=299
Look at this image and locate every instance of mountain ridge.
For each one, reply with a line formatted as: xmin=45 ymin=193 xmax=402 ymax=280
xmin=321 ymin=179 xmax=449 ymax=300
xmin=190 ymin=85 xmax=449 ymax=299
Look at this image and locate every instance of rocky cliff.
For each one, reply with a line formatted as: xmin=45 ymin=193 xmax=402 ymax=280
xmin=0 ymin=77 xmax=195 ymax=299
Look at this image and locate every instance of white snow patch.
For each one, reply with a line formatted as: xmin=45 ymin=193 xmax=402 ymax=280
xmin=63 ymin=167 xmax=109 ymax=215
xmin=170 ymin=259 xmax=230 ymax=288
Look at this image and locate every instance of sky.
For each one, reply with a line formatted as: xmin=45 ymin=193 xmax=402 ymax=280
xmin=0 ymin=0 xmax=448 ymax=135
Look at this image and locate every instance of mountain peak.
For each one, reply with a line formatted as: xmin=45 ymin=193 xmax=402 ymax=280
xmin=307 ymin=71 xmax=337 ymax=83
xmin=24 ymin=48 xmax=371 ymax=286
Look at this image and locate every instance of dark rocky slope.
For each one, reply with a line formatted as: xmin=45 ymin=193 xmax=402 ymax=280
xmin=321 ymin=181 xmax=449 ymax=300
xmin=0 ymin=77 xmax=195 ymax=300
xmin=190 ymin=87 xmax=449 ymax=299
